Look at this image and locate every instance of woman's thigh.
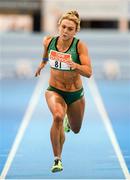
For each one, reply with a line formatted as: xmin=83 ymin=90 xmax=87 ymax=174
xmin=45 ymin=90 xmax=67 ymax=118
xmin=67 ymin=97 xmax=85 ymax=133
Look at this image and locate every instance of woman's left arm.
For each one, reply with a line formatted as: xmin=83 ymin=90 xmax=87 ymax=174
xmin=67 ymin=41 xmax=92 ymax=78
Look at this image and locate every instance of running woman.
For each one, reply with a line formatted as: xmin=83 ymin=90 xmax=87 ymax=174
xmin=35 ymin=10 xmax=92 ymax=173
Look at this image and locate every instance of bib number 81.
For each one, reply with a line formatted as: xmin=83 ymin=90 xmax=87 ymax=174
xmin=55 ymin=61 xmax=61 ymax=68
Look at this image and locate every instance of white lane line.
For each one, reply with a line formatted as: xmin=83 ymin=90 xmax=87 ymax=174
xmin=88 ymin=77 xmax=130 ymax=180
xmin=0 ymin=77 xmax=45 ymax=180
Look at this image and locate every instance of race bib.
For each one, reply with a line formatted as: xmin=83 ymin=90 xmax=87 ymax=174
xmin=49 ymin=50 xmax=71 ymax=70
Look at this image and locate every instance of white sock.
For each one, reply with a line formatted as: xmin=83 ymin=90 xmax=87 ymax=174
xmin=54 ymin=156 xmax=61 ymax=160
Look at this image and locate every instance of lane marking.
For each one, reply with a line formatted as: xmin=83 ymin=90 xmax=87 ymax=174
xmin=88 ymin=77 xmax=130 ymax=180
xmin=0 ymin=77 xmax=45 ymax=179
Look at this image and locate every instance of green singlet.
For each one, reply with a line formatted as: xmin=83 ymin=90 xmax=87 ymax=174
xmin=47 ymin=36 xmax=81 ymax=71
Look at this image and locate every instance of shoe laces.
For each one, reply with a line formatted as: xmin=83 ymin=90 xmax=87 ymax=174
xmin=54 ymin=159 xmax=61 ymax=165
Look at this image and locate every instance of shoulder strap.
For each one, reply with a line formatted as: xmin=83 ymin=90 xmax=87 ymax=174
xmin=69 ymin=37 xmax=79 ymax=54
xmin=47 ymin=36 xmax=57 ymax=52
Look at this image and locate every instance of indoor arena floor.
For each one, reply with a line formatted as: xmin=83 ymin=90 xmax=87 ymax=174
xmin=0 ymin=74 xmax=130 ymax=179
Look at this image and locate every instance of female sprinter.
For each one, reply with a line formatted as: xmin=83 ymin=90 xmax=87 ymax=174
xmin=35 ymin=10 xmax=92 ymax=173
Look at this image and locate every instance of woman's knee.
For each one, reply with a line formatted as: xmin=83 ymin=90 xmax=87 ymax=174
xmin=53 ymin=111 xmax=64 ymax=124
xmin=71 ymin=127 xmax=81 ymax=134
xmin=70 ymin=121 xmax=82 ymax=133
xmin=68 ymin=118 xmax=82 ymax=134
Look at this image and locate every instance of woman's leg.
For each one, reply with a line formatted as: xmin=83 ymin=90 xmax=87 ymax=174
xmin=67 ymin=97 xmax=85 ymax=133
xmin=45 ymin=90 xmax=67 ymax=158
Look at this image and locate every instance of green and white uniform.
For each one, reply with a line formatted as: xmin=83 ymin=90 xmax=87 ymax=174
xmin=47 ymin=36 xmax=84 ymax=105
xmin=47 ymin=36 xmax=81 ymax=71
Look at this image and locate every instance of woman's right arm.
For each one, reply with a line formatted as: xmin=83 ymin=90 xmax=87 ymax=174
xmin=35 ymin=36 xmax=52 ymax=77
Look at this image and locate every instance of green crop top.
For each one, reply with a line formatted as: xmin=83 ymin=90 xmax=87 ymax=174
xmin=47 ymin=36 xmax=81 ymax=71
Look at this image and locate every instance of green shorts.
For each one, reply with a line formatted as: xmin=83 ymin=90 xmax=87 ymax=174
xmin=47 ymin=85 xmax=84 ymax=105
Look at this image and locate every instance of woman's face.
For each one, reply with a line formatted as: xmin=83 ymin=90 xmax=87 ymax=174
xmin=58 ymin=19 xmax=77 ymax=40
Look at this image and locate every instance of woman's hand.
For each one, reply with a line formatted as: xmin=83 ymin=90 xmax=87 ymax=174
xmin=35 ymin=60 xmax=47 ymax=77
xmin=35 ymin=67 xmax=41 ymax=77
xmin=65 ymin=58 xmax=78 ymax=70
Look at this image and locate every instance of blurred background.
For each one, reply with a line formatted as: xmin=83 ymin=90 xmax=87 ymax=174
xmin=0 ymin=0 xmax=130 ymax=179
xmin=0 ymin=0 xmax=130 ymax=79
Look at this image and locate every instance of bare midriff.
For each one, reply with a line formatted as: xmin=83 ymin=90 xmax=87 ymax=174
xmin=49 ymin=68 xmax=83 ymax=92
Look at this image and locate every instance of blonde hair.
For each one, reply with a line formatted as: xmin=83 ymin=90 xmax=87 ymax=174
xmin=58 ymin=10 xmax=80 ymax=32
